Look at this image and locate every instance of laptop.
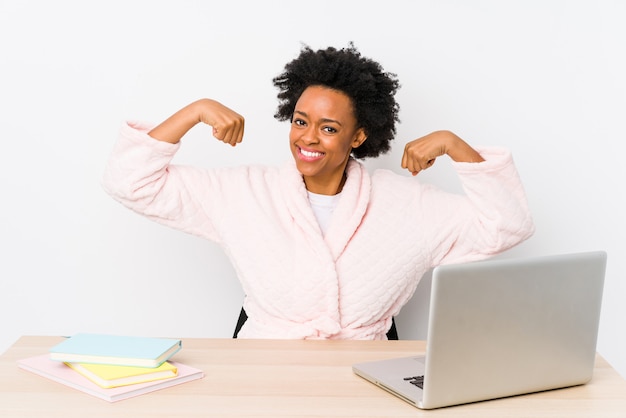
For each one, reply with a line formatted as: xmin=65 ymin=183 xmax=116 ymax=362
xmin=352 ymin=250 xmax=607 ymax=409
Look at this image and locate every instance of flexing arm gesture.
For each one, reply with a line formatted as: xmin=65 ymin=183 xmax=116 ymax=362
xmin=401 ymin=130 xmax=484 ymax=176
xmin=148 ymin=99 xmax=245 ymax=146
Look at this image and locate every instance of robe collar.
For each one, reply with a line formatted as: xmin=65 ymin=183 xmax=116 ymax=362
xmin=280 ymin=158 xmax=372 ymax=261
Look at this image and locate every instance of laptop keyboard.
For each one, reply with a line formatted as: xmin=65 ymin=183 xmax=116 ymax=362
xmin=404 ymin=375 xmax=424 ymax=389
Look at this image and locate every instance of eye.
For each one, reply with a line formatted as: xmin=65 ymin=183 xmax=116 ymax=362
xmin=292 ymin=118 xmax=306 ymax=127
xmin=322 ymin=126 xmax=338 ymax=134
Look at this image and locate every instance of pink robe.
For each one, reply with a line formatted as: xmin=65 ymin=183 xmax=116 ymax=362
xmin=103 ymin=121 xmax=535 ymax=339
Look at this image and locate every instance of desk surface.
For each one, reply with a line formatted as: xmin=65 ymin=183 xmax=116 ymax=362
xmin=2 ymin=336 xmax=626 ymax=418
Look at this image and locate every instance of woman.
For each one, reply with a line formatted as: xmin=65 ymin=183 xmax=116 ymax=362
xmin=103 ymin=44 xmax=534 ymax=340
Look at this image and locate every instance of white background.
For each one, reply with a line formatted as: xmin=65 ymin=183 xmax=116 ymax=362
xmin=2 ymin=1 xmax=625 ymax=378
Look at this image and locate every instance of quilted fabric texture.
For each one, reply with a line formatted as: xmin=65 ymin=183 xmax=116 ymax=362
xmin=102 ymin=121 xmax=535 ymax=340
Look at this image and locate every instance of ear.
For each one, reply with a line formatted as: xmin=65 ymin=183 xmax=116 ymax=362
xmin=351 ymin=128 xmax=367 ymax=149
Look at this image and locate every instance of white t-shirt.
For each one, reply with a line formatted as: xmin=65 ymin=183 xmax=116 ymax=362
xmin=307 ymin=191 xmax=341 ymax=236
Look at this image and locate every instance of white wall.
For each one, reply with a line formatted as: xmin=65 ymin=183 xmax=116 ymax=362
xmin=2 ymin=0 xmax=624 ymax=378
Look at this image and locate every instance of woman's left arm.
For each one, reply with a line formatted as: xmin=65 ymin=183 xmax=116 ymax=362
xmin=401 ymin=130 xmax=484 ymax=176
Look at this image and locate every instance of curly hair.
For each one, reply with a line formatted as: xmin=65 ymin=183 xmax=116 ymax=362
xmin=272 ymin=44 xmax=400 ymax=159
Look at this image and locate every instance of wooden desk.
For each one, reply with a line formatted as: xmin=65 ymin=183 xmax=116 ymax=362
xmin=2 ymin=336 xmax=626 ymax=417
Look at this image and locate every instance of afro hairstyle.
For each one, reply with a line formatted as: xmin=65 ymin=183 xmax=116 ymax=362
xmin=272 ymin=44 xmax=400 ymax=159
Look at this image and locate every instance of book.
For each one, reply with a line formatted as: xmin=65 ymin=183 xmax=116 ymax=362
xmin=18 ymin=354 xmax=204 ymax=402
xmin=66 ymin=361 xmax=178 ymax=388
xmin=49 ymin=333 xmax=182 ymax=367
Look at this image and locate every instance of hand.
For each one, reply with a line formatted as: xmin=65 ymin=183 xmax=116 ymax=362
xmin=197 ymin=99 xmax=245 ymax=147
xmin=401 ymin=130 xmax=484 ymax=176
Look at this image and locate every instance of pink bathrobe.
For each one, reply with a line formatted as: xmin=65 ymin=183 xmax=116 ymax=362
xmin=102 ymin=121 xmax=535 ymax=340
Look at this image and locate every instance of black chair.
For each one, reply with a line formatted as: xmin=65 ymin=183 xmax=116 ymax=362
xmin=233 ymin=307 xmax=399 ymax=340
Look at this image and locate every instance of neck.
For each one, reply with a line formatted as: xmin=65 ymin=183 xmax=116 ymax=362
xmin=304 ymin=172 xmax=347 ymax=195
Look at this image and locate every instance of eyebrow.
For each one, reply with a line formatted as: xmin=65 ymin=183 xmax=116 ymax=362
xmin=293 ymin=110 xmax=343 ymax=126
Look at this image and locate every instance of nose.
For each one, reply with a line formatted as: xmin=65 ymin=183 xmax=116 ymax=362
xmin=300 ymin=126 xmax=319 ymax=145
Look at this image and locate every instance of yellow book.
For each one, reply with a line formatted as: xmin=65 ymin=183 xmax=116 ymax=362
xmin=66 ymin=361 xmax=178 ymax=388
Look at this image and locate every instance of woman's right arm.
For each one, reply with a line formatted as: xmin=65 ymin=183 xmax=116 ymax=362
xmin=102 ymin=99 xmax=245 ymax=240
xmin=148 ymin=98 xmax=245 ymax=146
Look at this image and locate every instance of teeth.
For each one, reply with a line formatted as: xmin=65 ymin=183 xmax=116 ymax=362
xmin=301 ymin=149 xmax=323 ymax=158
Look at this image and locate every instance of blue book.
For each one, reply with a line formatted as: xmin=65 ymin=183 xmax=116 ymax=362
xmin=49 ymin=333 xmax=182 ymax=368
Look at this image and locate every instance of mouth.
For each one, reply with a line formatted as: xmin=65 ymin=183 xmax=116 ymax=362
xmin=297 ymin=146 xmax=325 ymax=161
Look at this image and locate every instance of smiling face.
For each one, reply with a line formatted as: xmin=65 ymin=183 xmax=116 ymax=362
xmin=289 ymin=85 xmax=366 ymax=195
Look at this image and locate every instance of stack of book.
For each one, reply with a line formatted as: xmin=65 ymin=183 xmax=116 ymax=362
xmin=17 ymin=333 xmax=204 ymax=402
